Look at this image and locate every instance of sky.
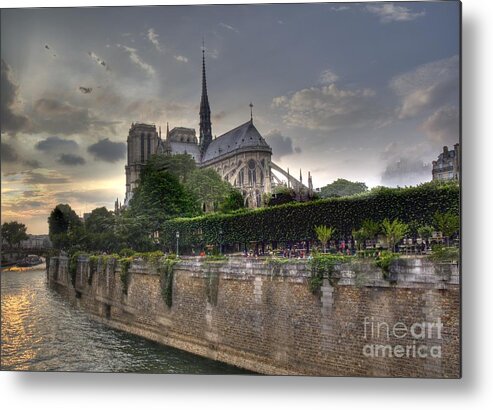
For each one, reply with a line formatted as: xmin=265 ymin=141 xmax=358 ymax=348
xmin=0 ymin=1 xmax=460 ymax=234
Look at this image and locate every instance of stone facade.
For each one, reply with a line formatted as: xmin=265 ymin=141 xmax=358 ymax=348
xmin=432 ymin=143 xmax=460 ymax=181
xmin=121 ymin=48 xmax=311 ymax=208
xmin=124 ymin=123 xmax=161 ymax=204
xmin=49 ymin=256 xmax=460 ymax=377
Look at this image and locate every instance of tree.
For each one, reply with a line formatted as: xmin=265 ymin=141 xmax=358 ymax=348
xmin=114 ymin=212 xmax=156 ymax=252
xmin=185 ymin=168 xmax=232 ymax=212
xmin=352 ymin=228 xmax=368 ymax=251
xmin=381 ymin=218 xmax=408 ymax=252
xmin=1 ymin=221 xmax=28 ymax=248
xmin=220 ymin=188 xmax=245 ymax=213
xmin=149 ymin=153 xmax=197 ymax=184
xmin=319 ymin=178 xmax=368 ymax=198
xmin=85 ymin=207 xmax=115 ymax=234
xmin=129 ymin=163 xmax=199 ymax=227
xmin=48 ymin=204 xmax=82 ymax=247
xmin=314 ymin=225 xmax=336 ymax=253
xmin=417 ymin=225 xmax=434 ymax=240
xmin=433 ymin=211 xmax=460 ymax=244
xmin=267 ymin=186 xmax=296 ymax=206
xmin=361 ymin=219 xmax=380 ymax=240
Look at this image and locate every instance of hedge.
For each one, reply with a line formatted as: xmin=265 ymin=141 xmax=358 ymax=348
xmin=159 ymin=182 xmax=460 ymax=249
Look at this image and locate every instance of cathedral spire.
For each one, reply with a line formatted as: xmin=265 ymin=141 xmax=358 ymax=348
xmin=199 ymin=42 xmax=212 ymax=155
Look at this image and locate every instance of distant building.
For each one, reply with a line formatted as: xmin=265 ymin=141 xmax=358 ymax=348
xmin=432 ymin=143 xmax=460 ymax=181
xmin=122 ymin=46 xmax=313 ymax=209
xmin=20 ymin=235 xmax=52 ymax=249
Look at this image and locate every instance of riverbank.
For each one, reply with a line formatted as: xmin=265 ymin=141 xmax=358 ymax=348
xmin=48 ymin=255 xmax=460 ymax=377
xmin=1 ymin=267 xmax=251 ymax=373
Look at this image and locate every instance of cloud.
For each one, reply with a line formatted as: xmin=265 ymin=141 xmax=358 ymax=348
xmin=381 ymin=158 xmax=431 ymax=187
xmin=35 ymin=136 xmax=78 ymax=152
xmin=57 ymin=153 xmax=86 ymax=166
xmin=391 ymin=55 xmax=459 ymax=120
xmin=1 ymin=142 xmax=19 ymax=162
xmin=380 ymin=142 xmax=432 ymax=187
xmin=265 ymin=130 xmax=301 ymax=160
xmin=22 ymin=170 xmax=70 ymax=185
xmin=87 ymin=138 xmax=126 ymax=163
xmin=88 ymin=51 xmax=110 ymax=70
xmin=420 ymin=106 xmax=459 ymax=145
xmin=331 ymin=6 xmax=349 ymax=12
xmin=24 ymin=159 xmax=42 ymax=169
xmin=319 ymin=67 xmax=339 ymax=84
xmin=32 ymin=98 xmax=92 ymax=135
xmin=366 ymin=4 xmax=425 ymax=23
xmin=117 ymin=44 xmax=155 ymax=76
xmin=174 ymin=55 xmax=189 ymax=63
xmin=21 ymin=200 xmax=47 ymax=208
xmin=213 ymin=111 xmax=227 ymax=121
xmin=208 ymin=49 xmax=219 ymax=59
xmin=219 ymin=22 xmax=239 ymax=33
xmin=272 ymin=83 xmax=389 ymax=131
xmin=1 ymin=142 xmax=43 ymax=173
xmin=56 ymin=189 xmax=119 ymax=204
xmin=23 ymin=190 xmax=43 ymax=198
xmin=0 ymin=59 xmax=31 ymax=136
xmin=147 ymin=28 xmax=164 ymax=53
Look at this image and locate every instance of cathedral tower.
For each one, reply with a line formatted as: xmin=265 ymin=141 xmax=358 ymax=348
xmin=199 ymin=46 xmax=212 ymax=156
xmin=124 ymin=123 xmax=160 ymax=206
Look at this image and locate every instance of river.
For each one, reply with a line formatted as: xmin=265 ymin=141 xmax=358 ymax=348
xmin=0 ymin=268 xmax=251 ymax=374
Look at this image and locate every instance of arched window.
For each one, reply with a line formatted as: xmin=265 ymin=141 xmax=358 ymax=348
xmin=140 ymin=133 xmax=145 ymax=163
xmin=248 ymin=159 xmax=256 ymax=185
xmin=147 ymin=133 xmax=151 ymax=159
xmin=239 ymin=168 xmax=245 ymax=186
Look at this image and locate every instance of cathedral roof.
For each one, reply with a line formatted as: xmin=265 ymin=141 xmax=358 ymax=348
xmin=201 ymin=121 xmax=271 ymax=163
xmin=169 ymin=141 xmax=201 ymax=163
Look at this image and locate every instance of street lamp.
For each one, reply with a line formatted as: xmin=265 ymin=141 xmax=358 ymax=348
xmin=176 ymin=231 xmax=180 ymax=257
xmin=219 ymin=228 xmax=223 ymax=255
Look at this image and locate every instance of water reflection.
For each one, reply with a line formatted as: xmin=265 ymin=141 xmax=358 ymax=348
xmin=1 ymin=269 xmax=251 ymax=374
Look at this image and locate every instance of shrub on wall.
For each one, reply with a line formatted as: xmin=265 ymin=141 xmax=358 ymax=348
xmin=69 ymin=251 xmax=87 ymax=287
xmin=159 ymin=257 xmax=177 ymax=308
xmin=119 ymin=257 xmax=132 ymax=295
xmin=88 ymin=255 xmax=99 ymax=285
xmin=159 ymin=182 xmax=459 ymax=249
xmin=308 ymin=255 xmax=351 ymax=292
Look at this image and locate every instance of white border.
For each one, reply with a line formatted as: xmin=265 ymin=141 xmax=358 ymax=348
xmin=2 ymin=0 xmax=492 ymax=408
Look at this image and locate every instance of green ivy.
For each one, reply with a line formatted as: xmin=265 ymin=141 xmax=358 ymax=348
xmin=119 ymin=248 xmax=135 ymax=257
xmin=133 ymin=250 xmax=165 ymax=269
xmin=159 ymin=182 xmax=459 ymax=250
xmin=205 ymin=267 xmax=220 ymax=306
xmin=308 ymin=255 xmax=351 ymax=293
xmin=88 ymin=255 xmax=99 ymax=285
xmin=428 ymin=245 xmax=459 ymax=263
xmin=69 ymin=251 xmax=87 ymax=287
xmin=374 ymin=251 xmax=398 ymax=280
xmin=118 ymin=257 xmax=132 ymax=295
xmin=158 ymin=257 xmax=178 ymax=308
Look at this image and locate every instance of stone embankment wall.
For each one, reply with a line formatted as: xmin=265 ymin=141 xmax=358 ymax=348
xmin=48 ymin=256 xmax=460 ymax=377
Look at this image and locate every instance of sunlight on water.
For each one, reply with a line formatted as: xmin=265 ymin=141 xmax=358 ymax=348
xmin=1 ymin=268 xmax=251 ymax=374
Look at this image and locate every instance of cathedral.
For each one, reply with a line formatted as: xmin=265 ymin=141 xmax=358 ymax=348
xmin=120 ymin=47 xmax=312 ymax=210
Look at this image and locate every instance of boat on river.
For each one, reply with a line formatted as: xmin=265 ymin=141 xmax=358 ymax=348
xmin=16 ymin=255 xmax=44 ymax=267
